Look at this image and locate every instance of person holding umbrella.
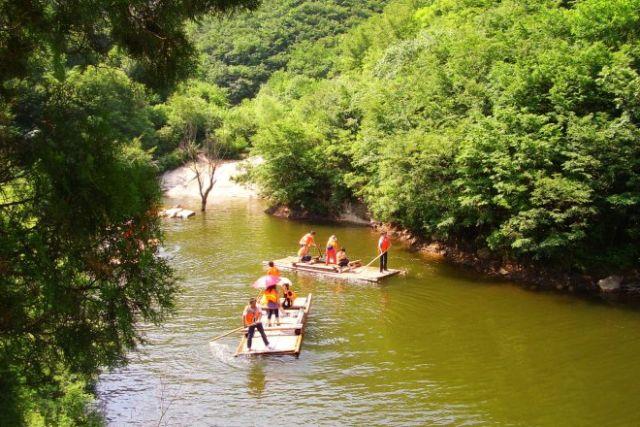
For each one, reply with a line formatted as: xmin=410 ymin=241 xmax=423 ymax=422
xmin=262 ymin=284 xmax=281 ymax=326
xmin=253 ymin=275 xmax=283 ymax=327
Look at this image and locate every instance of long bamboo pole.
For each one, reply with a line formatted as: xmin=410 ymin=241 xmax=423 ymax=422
xmin=210 ymin=326 xmax=244 ymax=342
xmin=362 ymin=250 xmax=387 ymax=269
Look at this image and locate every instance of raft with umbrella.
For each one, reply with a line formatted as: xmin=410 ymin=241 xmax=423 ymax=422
xmin=234 ymin=276 xmax=312 ymax=357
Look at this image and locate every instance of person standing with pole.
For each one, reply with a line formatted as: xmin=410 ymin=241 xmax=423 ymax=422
xmin=298 ymin=230 xmax=318 ymax=260
xmin=378 ymin=231 xmax=391 ymax=272
xmin=243 ymin=297 xmax=273 ymax=352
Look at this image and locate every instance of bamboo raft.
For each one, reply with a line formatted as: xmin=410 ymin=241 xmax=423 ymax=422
xmin=235 ymin=294 xmax=312 ymax=357
xmin=263 ymin=257 xmax=401 ymax=283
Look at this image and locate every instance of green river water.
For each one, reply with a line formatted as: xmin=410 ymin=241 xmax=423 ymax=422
xmin=97 ymin=199 xmax=640 ymax=426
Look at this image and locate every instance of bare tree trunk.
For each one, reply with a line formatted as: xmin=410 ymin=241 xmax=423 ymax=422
xmin=184 ymin=126 xmax=226 ymax=212
xmin=193 ymin=156 xmax=218 ymax=212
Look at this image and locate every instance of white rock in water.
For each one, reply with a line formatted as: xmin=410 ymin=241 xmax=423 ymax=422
xmin=178 ymin=209 xmax=195 ymax=219
xmin=163 ymin=207 xmax=182 ymax=218
xmin=597 ymin=275 xmax=623 ymax=292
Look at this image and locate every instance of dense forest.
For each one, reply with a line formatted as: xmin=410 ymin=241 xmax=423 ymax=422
xmin=236 ymin=0 xmax=640 ymax=277
xmin=0 ymin=0 xmax=261 ymax=424
xmin=2 ymin=0 xmax=640 ymax=424
xmin=0 ymin=1 xmax=388 ymax=424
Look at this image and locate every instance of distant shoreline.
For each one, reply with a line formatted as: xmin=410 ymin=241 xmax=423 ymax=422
xmin=161 ymin=159 xmax=260 ymax=205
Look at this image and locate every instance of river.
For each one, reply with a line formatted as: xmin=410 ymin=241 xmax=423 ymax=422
xmin=97 ymin=199 xmax=640 ymax=426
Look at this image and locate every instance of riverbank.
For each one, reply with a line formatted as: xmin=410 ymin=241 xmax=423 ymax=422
xmin=161 ymin=160 xmax=259 ymax=204
xmin=160 ymin=162 xmax=638 ymax=299
xmin=264 ymin=201 xmax=640 ymax=300
xmin=265 ymin=202 xmax=371 ymax=226
xmin=372 ymin=223 xmax=640 ymax=300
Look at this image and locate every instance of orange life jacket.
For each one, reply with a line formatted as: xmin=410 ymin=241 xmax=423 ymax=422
xmin=379 ymin=236 xmax=391 ymax=252
xmin=244 ymin=307 xmax=261 ymax=325
xmin=299 ymin=233 xmax=315 ymax=246
xmin=264 ymin=288 xmax=279 ymax=305
xmin=283 ymin=288 xmax=297 ymax=301
xmin=267 ymin=266 xmax=280 ymax=277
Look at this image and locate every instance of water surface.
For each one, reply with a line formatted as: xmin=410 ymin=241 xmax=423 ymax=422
xmin=98 ymin=200 xmax=640 ymax=426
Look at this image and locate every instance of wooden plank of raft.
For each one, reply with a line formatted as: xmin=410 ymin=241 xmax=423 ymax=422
xmin=264 ymin=258 xmax=401 ymax=282
xmin=234 ymin=293 xmax=312 ymax=357
xmin=243 ymin=324 xmax=303 ymax=332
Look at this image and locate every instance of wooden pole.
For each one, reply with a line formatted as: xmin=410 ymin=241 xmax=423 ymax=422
xmin=210 ymin=326 xmax=244 ymax=342
xmin=362 ymin=251 xmax=387 ymax=269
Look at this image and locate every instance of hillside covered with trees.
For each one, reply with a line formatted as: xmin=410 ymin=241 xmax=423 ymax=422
xmin=3 ymin=0 xmax=640 ymax=423
xmin=233 ymin=0 xmax=640 ymax=278
xmin=191 ymin=0 xmax=388 ymax=103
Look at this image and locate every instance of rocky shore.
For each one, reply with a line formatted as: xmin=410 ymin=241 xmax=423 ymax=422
xmin=371 ymin=223 xmax=640 ymax=301
xmin=266 ymin=200 xmax=640 ymax=301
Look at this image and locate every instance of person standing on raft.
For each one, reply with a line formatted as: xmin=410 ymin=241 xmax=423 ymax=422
xmin=243 ymin=298 xmax=273 ymax=351
xmin=298 ymin=231 xmax=317 ymax=260
xmin=325 ymin=234 xmax=340 ymax=265
xmin=262 ymin=285 xmax=281 ymax=327
xmin=266 ymin=261 xmax=280 ymax=277
xmin=378 ymin=231 xmax=391 ymax=272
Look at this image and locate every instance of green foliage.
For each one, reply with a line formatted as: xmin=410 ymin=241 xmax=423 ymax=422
xmin=1 ymin=66 xmax=177 ymax=426
xmin=191 ymin=0 xmax=388 ymax=102
xmin=153 ymin=80 xmax=235 ymax=162
xmin=0 ymin=0 xmax=259 ymax=92
xmin=0 ymin=0 xmax=257 ymax=424
xmin=244 ymin=0 xmax=640 ymax=274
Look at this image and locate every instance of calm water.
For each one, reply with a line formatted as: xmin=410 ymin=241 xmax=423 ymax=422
xmin=98 ymin=199 xmax=640 ymax=426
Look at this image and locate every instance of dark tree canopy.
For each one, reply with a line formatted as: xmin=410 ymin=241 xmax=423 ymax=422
xmin=0 ymin=0 xmax=260 ymax=89
xmin=0 ymin=0 xmax=258 ymax=424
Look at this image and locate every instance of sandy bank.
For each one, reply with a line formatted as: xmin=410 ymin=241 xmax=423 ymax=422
xmin=161 ymin=160 xmax=259 ymax=205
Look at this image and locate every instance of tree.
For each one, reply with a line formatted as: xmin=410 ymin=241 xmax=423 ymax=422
xmin=0 ymin=0 xmax=259 ymax=424
xmin=184 ymin=125 xmax=229 ymax=211
xmin=243 ymin=0 xmax=640 ymax=275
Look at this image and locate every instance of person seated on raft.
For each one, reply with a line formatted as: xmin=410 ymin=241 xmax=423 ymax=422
xmin=336 ymin=248 xmax=362 ymax=272
xmin=266 ymin=260 xmax=280 ymax=277
xmin=281 ymin=282 xmax=297 ymax=309
xmin=297 ymin=245 xmax=311 ymax=262
xmin=325 ymin=234 xmax=339 ymax=265
xmin=243 ymin=297 xmax=273 ymax=351
xmin=337 ymin=248 xmax=349 ymax=271
xmin=261 ymin=284 xmax=281 ymax=327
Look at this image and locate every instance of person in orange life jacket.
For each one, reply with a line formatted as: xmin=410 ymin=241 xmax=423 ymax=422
xmin=325 ymin=235 xmax=339 ymax=265
xmin=298 ymin=231 xmax=317 ymax=259
xmin=243 ymin=298 xmax=273 ymax=351
xmin=266 ymin=261 xmax=280 ymax=277
xmin=281 ymin=283 xmax=297 ymax=309
xmin=261 ymin=285 xmax=281 ymax=326
xmin=378 ymin=231 xmax=391 ymax=272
